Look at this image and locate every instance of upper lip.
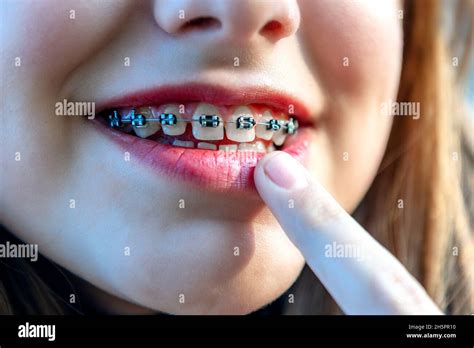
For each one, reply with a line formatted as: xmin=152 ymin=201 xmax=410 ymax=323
xmin=96 ymin=83 xmax=313 ymax=126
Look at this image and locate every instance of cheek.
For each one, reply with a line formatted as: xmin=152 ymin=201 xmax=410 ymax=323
xmin=0 ymin=2 xmax=132 ymax=166
xmin=0 ymin=0 xmax=132 ymax=226
xmin=299 ymin=0 xmax=402 ymax=96
xmin=1 ymin=0 xmax=133 ymax=160
xmin=2 ymin=0 xmax=131 ymax=82
xmin=299 ymin=0 xmax=403 ymax=210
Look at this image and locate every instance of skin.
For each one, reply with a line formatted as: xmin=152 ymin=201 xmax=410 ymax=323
xmin=0 ymin=0 xmax=437 ymax=314
xmin=255 ymin=152 xmax=441 ymax=314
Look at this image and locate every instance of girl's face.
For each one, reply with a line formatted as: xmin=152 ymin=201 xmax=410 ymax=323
xmin=0 ymin=0 xmax=402 ymax=314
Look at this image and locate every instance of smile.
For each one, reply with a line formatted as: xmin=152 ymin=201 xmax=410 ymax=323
xmin=93 ymin=83 xmax=313 ymax=192
xmin=103 ymin=103 xmax=299 ymax=152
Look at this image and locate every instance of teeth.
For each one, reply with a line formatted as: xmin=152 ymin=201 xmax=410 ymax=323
xmin=197 ymin=142 xmax=217 ymax=150
xmin=133 ymin=107 xmax=161 ymax=138
xmin=157 ymin=104 xmax=186 ymax=136
xmin=238 ymin=142 xmax=267 ymax=153
xmin=255 ymin=141 xmax=266 ymax=153
xmin=272 ymin=128 xmax=287 ymax=146
xmin=120 ymin=108 xmax=134 ymax=133
xmin=255 ymin=110 xmax=274 ymax=141
xmin=192 ymin=103 xmax=224 ymax=140
xmin=172 ymin=139 xmax=194 ymax=148
xmin=267 ymin=144 xmax=276 ymax=152
xmin=238 ymin=143 xmax=258 ymax=152
xmin=272 ymin=113 xmax=287 ymax=146
xmin=226 ymin=106 xmax=255 ymax=143
xmin=219 ymin=144 xmax=237 ymax=152
xmin=111 ymin=103 xmax=296 ymax=149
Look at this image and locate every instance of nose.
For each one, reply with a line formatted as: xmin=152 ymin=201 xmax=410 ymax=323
xmin=153 ymin=0 xmax=300 ymax=43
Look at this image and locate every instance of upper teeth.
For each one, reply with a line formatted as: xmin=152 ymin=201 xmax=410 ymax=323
xmin=192 ymin=103 xmax=224 ymax=141
xmin=256 ymin=110 xmax=276 ymax=140
xmin=226 ymin=106 xmax=255 ymax=142
xmin=107 ymin=102 xmax=299 ymax=146
xmin=131 ymin=107 xmax=161 ymax=138
xmin=158 ymin=104 xmax=186 ymax=136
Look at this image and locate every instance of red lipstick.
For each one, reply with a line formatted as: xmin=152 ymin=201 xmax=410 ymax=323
xmin=94 ymin=84 xmax=313 ymax=192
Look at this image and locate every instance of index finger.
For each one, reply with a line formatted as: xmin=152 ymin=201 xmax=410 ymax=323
xmin=254 ymin=151 xmax=442 ymax=315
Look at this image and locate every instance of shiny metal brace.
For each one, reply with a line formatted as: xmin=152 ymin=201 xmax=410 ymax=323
xmin=108 ymin=110 xmax=299 ymax=134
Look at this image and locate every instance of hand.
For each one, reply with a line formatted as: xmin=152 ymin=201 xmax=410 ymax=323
xmin=254 ymin=152 xmax=442 ymax=315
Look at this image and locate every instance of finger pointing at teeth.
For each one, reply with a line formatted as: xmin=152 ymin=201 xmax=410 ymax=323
xmin=254 ymin=151 xmax=442 ymax=315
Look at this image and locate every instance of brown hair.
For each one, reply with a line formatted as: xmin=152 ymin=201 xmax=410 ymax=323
xmin=286 ymin=0 xmax=473 ymax=315
xmin=1 ymin=0 xmax=473 ymax=314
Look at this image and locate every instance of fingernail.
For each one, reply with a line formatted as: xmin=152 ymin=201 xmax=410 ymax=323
xmin=263 ymin=152 xmax=308 ymax=190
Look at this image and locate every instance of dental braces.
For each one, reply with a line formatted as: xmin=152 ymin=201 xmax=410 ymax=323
xmin=108 ymin=110 xmax=299 ymax=135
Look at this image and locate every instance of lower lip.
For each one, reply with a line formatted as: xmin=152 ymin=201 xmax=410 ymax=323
xmin=94 ymin=123 xmax=311 ymax=192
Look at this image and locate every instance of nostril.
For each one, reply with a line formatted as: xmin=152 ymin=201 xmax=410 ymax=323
xmin=260 ymin=20 xmax=284 ymax=37
xmin=180 ymin=17 xmax=221 ymax=33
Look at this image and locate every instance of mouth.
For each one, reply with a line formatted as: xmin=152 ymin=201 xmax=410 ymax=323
xmin=94 ymin=83 xmax=313 ymax=192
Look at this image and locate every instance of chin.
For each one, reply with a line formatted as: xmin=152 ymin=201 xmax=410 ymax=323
xmin=105 ymin=224 xmax=306 ymax=315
